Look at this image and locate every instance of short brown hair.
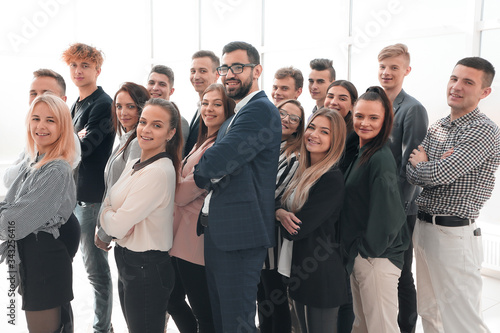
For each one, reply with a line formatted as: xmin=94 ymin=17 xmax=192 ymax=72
xmin=192 ymin=50 xmax=220 ymax=71
xmin=378 ymin=43 xmax=410 ymax=65
xmin=33 ymin=68 xmax=66 ymax=96
xmin=61 ymin=43 xmax=104 ymax=70
xmin=310 ymin=58 xmax=335 ymax=81
xmin=275 ymin=67 xmax=304 ymax=90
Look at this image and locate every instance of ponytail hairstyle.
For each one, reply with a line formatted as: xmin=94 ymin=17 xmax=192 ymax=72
xmin=195 ymin=83 xmax=235 ymax=150
xmin=143 ymin=98 xmax=182 ymax=182
xmin=26 ymin=93 xmax=76 ymax=169
xmin=112 ymin=82 xmax=150 ymax=153
xmin=355 ymin=86 xmax=393 ymax=165
xmin=282 ymin=108 xmax=346 ymax=212
xmin=276 ymin=99 xmax=305 ymax=162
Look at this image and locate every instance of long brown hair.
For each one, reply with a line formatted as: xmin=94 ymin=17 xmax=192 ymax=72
xmin=143 ymin=98 xmax=183 ymax=182
xmin=355 ymin=86 xmax=393 ymax=165
xmin=194 ymin=83 xmax=235 ymax=150
xmin=282 ymin=108 xmax=346 ymax=212
xmin=26 ymin=93 xmax=75 ymax=168
xmin=276 ymin=99 xmax=305 ymax=161
xmin=112 ymin=82 xmax=150 ymax=153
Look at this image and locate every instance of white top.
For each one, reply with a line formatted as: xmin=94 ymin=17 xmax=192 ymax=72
xmin=100 ymin=157 xmax=175 ymax=252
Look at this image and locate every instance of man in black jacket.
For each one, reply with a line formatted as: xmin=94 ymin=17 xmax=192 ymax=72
xmin=62 ymin=43 xmax=115 ymax=333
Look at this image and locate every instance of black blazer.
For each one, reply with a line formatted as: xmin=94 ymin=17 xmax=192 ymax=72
xmin=281 ymin=167 xmax=348 ymax=308
xmin=183 ymin=111 xmax=200 ymax=157
xmin=71 ymin=87 xmax=114 ymax=202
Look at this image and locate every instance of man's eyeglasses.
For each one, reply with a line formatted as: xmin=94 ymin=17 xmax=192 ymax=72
xmin=279 ymin=109 xmax=302 ymax=125
xmin=217 ymin=64 xmax=256 ymax=76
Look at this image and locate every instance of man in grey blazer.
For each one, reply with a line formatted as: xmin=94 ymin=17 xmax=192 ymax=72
xmin=194 ymin=41 xmax=281 ymax=333
xmin=378 ymin=43 xmax=428 ymax=333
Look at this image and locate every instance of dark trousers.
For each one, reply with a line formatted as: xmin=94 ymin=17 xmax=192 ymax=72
xmin=257 ymin=269 xmax=291 ymax=333
xmin=337 ymin=274 xmax=354 ymax=333
xmin=114 ymin=245 xmax=174 ymax=333
xmin=167 ymin=257 xmax=215 ymax=333
xmin=294 ymin=300 xmax=339 ymax=333
xmin=398 ymin=214 xmax=417 ymax=333
xmin=204 ymin=227 xmax=267 ymax=333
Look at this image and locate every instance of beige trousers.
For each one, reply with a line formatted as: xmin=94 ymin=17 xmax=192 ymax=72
xmin=350 ymin=255 xmax=401 ymax=333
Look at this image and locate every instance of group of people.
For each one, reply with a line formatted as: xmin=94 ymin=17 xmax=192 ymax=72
xmin=0 ymin=39 xmax=498 ymax=333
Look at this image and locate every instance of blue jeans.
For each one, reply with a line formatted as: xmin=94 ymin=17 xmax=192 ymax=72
xmin=75 ymin=202 xmax=113 ymax=333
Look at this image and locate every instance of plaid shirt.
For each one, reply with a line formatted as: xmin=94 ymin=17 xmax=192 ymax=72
xmin=407 ymin=108 xmax=500 ymax=219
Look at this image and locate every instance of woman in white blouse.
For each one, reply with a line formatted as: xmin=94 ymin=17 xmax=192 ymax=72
xmin=100 ymin=98 xmax=183 ymax=332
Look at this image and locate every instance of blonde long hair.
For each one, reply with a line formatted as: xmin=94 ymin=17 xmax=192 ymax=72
xmin=26 ymin=93 xmax=75 ymax=168
xmin=282 ymin=108 xmax=346 ymax=212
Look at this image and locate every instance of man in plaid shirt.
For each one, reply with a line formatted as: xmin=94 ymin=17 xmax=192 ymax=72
xmin=407 ymin=57 xmax=499 ymax=333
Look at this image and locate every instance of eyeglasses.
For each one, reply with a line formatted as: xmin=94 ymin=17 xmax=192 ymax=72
xmin=279 ymin=109 xmax=302 ymax=125
xmin=217 ymin=63 xmax=256 ymax=76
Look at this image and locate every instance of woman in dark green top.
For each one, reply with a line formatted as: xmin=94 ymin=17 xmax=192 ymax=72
xmin=341 ymin=86 xmax=409 ymax=333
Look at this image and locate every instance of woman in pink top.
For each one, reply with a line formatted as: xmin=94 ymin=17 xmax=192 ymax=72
xmin=168 ymin=84 xmax=235 ymax=333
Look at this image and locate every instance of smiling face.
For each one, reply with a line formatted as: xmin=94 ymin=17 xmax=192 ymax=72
xmin=147 ymin=72 xmax=174 ymax=100
xmin=271 ymin=77 xmax=302 ymax=105
xmin=201 ymin=90 xmax=226 ymax=136
xmin=353 ymin=99 xmax=385 ymax=148
xmin=115 ymin=91 xmax=140 ymax=132
xmin=304 ymin=115 xmax=332 ymax=165
xmin=69 ymin=60 xmax=100 ymax=89
xmin=190 ymin=57 xmax=219 ymax=96
xmin=137 ymin=104 xmax=176 ymax=160
xmin=221 ymin=49 xmax=261 ymax=103
xmin=378 ymin=55 xmax=410 ymax=93
xmin=324 ymin=85 xmax=353 ymax=118
xmin=447 ymin=64 xmax=491 ymax=118
xmin=280 ymin=102 xmax=302 ymax=141
xmin=29 ymin=102 xmax=61 ymax=154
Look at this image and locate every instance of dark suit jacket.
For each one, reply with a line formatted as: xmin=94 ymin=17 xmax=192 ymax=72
xmin=388 ymin=89 xmax=428 ymax=215
xmin=194 ymin=91 xmax=281 ymax=252
xmin=184 ymin=110 xmax=200 ymax=157
xmin=71 ymin=86 xmax=114 ymax=203
xmin=280 ymin=168 xmax=348 ymax=308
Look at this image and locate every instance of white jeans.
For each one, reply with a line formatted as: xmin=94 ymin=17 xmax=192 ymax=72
xmin=413 ymin=218 xmax=490 ymax=333
xmin=350 ymin=255 xmax=401 ymax=333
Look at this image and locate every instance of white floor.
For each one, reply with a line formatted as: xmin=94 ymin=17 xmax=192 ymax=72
xmin=2 ymin=248 xmax=500 ymax=332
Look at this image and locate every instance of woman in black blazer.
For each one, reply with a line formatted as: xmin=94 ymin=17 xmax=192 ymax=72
xmin=276 ymin=108 xmax=347 ymax=333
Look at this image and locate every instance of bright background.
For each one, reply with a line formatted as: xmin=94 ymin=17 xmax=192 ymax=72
xmin=0 ymin=1 xmax=500 ymax=330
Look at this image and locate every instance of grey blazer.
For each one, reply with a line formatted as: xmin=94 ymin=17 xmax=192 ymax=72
xmin=389 ymin=89 xmax=428 ymax=215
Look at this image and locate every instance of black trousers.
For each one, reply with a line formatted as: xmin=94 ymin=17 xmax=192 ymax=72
xmin=257 ymin=269 xmax=291 ymax=333
xmin=114 ymin=245 xmax=174 ymax=333
xmin=167 ymin=257 xmax=215 ymax=333
xmin=398 ymin=214 xmax=417 ymax=333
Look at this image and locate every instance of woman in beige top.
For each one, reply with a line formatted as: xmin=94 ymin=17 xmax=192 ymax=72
xmin=100 ymin=98 xmax=183 ymax=333
xmin=167 ymin=84 xmax=235 ymax=333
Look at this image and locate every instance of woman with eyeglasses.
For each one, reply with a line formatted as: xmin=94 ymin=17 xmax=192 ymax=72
xmin=95 ymin=82 xmax=150 ymax=251
xmin=276 ymin=108 xmax=348 ymax=333
xmin=257 ymin=99 xmax=305 ymax=333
